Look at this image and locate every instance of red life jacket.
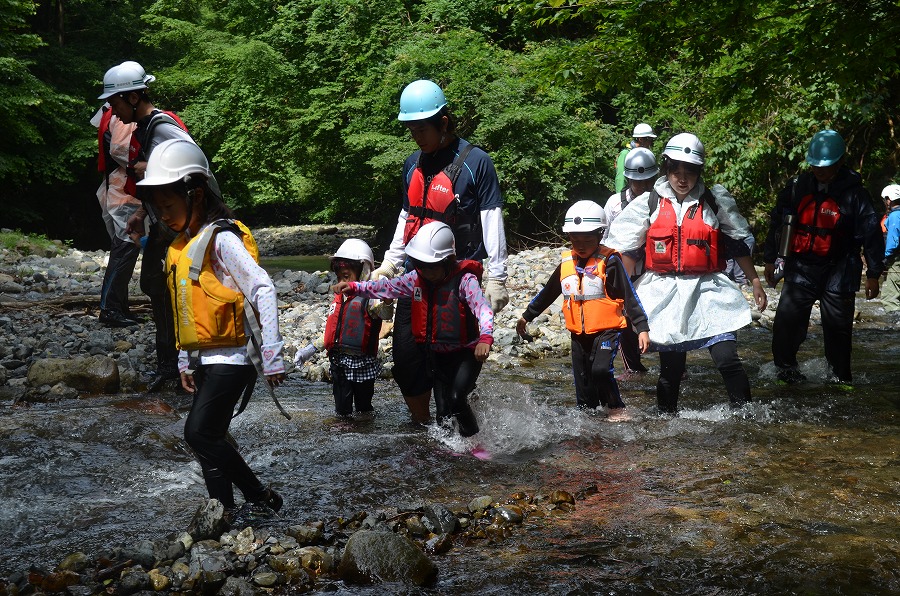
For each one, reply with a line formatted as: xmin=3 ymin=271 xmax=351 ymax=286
xmin=411 ymin=260 xmax=483 ymax=347
xmin=402 ymin=143 xmax=476 ymax=245
xmin=123 ymin=111 xmax=189 ymax=194
xmin=790 ymin=190 xmax=842 ymax=257
xmin=97 ymin=107 xmax=115 ymax=175
xmin=645 ymin=190 xmax=724 ymax=274
xmin=323 ymin=294 xmax=381 ymax=356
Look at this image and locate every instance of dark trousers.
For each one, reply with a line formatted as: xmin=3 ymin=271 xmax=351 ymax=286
xmin=391 ymin=297 xmax=431 ymax=396
xmin=140 ymin=224 xmax=178 ymax=373
xmin=772 ymin=281 xmax=855 ymax=383
xmin=431 ymin=349 xmax=482 ymax=437
xmin=657 ymin=340 xmax=751 ymax=413
xmin=100 ymin=235 xmax=140 ymax=314
xmin=571 ymin=329 xmax=625 ymax=409
xmin=184 ymin=364 xmax=265 ymax=508
xmin=331 ymin=362 xmax=375 ymax=417
xmin=618 ymin=321 xmax=646 ymax=372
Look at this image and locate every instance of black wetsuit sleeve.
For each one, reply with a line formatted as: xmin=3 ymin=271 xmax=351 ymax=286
xmin=605 ymin=255 xmax=650 ymax=333
xmin=522 ymin=264 xmax=563 ymax=322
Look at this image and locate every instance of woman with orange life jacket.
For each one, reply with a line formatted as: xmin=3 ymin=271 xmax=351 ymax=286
xmin=335 ymin=221 xmax=493 ymax=439
xmin=517 ymin=201 xmax=650 ymax=421
xmin=371 ymin=79 xmax=508 ymax=424
xmin=605 ymin=133 xmax=767 ymax=413
xmin=294 ymin=239 xmax=393 ymax=419
xmin=763 ymin=130 xmax=884 ymax=385
xmin=136 ymin=139 xmax=285 ymax=520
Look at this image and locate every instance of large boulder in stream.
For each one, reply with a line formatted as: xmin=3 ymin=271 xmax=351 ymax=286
xmin=26 ymin=355 xmax=119 ymax=395
xmin=337 ymin=530 xmax=436 ymax=586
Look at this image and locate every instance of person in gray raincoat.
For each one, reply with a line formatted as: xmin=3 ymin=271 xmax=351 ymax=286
xmin=605 ymin=133 xmax=767 ymax=413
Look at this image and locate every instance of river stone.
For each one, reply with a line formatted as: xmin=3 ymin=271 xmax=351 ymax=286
xmin=56 ymin=551 xmax=90 ymax=573
xmin=187 ymin=499 xmax=229 ymax=541
xmin=219 ymin=576 xmax=257 ymax=596
xmin=118 ymin=567 xmax=151 ymax=594
xmin=286 ymin=523 xmax=324 ymax=545
xmin=27 ymin=355 xmax=119 ymax=394
xmin=468 ymin=495 xmax=494 ymax=514
xmin=422 ymin=503 xmax=459 ymax=534
xmin=337 ymin=530 xmax=437 ymax=586
xmin=40 ymin=570 xmax=80 ymax=592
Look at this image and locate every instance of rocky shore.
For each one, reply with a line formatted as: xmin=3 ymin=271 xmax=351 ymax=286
xmin=0 ymin=225 xmax=777 ymax=401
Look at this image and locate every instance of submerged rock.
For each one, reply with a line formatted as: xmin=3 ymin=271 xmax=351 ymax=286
xmin=337 ymin=530 xmax=437 ymax=586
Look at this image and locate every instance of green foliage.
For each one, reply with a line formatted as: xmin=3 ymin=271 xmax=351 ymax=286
xmin=3 ymin=0 xmax=899 ymax=250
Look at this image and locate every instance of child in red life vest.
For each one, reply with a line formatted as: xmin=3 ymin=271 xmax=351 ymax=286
xmin=295 ymin=239 xmax=393 ymax=419
xmin=516 ymin=201 xmax=650 ymax=421
xmin=333 ymin=222 xmax=493 ymax=438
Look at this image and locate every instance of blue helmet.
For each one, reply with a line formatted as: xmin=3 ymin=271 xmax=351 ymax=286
xmin=397 ymin=80 xmax=446 ymax=122
xmin=806 ymin=130 xmax=845 ymax=167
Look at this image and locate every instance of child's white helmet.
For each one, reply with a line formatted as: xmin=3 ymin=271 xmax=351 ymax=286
xmin=663 ymin=132 xmax=705 ymax=165
xmin=333 ymin=239 xmax=375 ymax=270
xmin=562 ymin=200 xmax=607 ymax=233
xmin=406 ymin=221 xmax=455 ymax=263
xmin=136 ymin=139 xmax=211 ymax=187
xmin=881 ymin=184 xmax=900 ymax=203
xmin=624 ymin=147 xmax=658 ymax=181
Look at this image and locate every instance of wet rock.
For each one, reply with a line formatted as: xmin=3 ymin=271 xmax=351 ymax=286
xmin=424 ymin=533 xmax=453 ymax=555
xmin=405 ymin=516 xmax=428 ymax=537
xmin=56 ymin=552 xmax=90 ymax=573
xmin=286 ymin=522 xmax=324 ymax=545
xmin=422 ymin=503 xmax=458 ymax=534
xmin=296 ymin=546 xmax=333 ymax=574
xmin=468 ymin=495 xmax=494 ymax=515
xmin=337 ymin=530 xmax=437 ymax=586
xmin=39 ymin=570 xmax=80 ymax=592
xmin=187 ymin=499 xmax=229 ymax=542
xmin=118 ymin=566 xmax=151 ymax=594
xmin=219 ymin=576 xmax=257 ymax=596
xmin=26 ymin=355 xmax=119 ymax=395
xmin=495 ymin=505 xmax=524 ymax=524
xmin=189 ymin=541 xmax=231 ymax=576
xmin=549 ymin=490 xmax=576 ymax=506
xmin=120 ymin=539 xmax=156 ymax=569
xmin=147 ymin=568 xmax=171 ymax=591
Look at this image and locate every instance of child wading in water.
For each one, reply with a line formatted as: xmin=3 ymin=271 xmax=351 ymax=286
xmin=295 ymin=239 xmax=393 ymax=419
xmin=517 ymin=200 xmax=650 ymax=421
xmin=333 ymin=222 xmax=493 ymax=439
xmin=136 ymin=139 xmax=285 ymax=520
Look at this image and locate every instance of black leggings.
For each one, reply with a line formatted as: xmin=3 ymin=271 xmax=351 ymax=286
xmin=100 ymin=235 xmax=140 ymax=314
xmin=431 ymin=349 xmax=482 ymax=438
xmin=656 ymin=340 xmax=751 ymax=413
xmin=330 ymin=360 xmax=375 ymax=416
xmin=184 ymin=364 xmax=266 ymax=508
xmin=571 ymin=330 xmax=625 ymax=409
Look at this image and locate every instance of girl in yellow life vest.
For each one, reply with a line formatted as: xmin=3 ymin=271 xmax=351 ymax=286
xmin=516 ymin=201 xmax=650 ymax=422
xmin=136 ymin=139 xmax=285 ymax=521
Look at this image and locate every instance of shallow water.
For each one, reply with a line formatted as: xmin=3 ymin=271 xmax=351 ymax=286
xmin=2 ymin=315 xmax=899 ymax=592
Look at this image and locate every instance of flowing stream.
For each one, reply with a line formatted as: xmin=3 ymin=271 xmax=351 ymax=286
xmin=2 ymin=304 xmax=899 ymax=592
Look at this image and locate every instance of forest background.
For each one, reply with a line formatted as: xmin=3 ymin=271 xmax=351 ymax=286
xmin=2 ymin=0 xmax=898 ymax=252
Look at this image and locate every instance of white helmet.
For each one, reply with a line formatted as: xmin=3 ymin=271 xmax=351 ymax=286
xmin=632 ymin=123 xmax=657 ymax=138
xmin=98 ymin=61 xmax=156 ymax=100
xmin=883 ymin=184 xmax=900 ymax=203
xmin=136 ymin=139 xmax=212 ymax=187
xmin=624 ymin=147 xmax=658 ymax=180
xmin=406 ymin=221 xmax=455 ymax=263
xmin=562 ymin=200 xmax=607 ymax=233
xmin=663 ymin=132 xmax=705 ymax=165
xmin=333 ymin=239 xmax=375 ymax=270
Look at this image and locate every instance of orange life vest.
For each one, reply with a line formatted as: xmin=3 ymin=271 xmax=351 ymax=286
xmin=789 ymin=190 xmax=843 ymax=257
xmin=645 ymin=191 xmax=724 ymax=274
xmin=323 ymin=294 xmax=381 ymax=356
xmin=560 ymin=248 xmax=627 ymax=334
xmin=411 ymin=260 xmax=483 ymax=346
xmin=166 ymin=220 xmax=258 ymax=351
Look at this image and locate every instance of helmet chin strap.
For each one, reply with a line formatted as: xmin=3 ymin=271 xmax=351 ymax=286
xmin=183 ymin=184 xmax=198 ymax=234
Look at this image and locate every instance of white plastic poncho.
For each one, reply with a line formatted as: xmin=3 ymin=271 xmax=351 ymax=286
xmin=93 ymin=111 xmax=142 ymax=242
xmin=605 ymin=176 xmax=753 ymax=347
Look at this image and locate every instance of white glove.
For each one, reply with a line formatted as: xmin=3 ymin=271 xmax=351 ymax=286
xmin=484 ymin=277 xmax=510 ymax=313
xmin=371 ymin=261 xmax=399 ymax=281
xmin=294 ymin=344 xmax=317 ymax=365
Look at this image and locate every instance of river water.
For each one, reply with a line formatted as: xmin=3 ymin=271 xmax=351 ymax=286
xmin=2 ymin=299 xmax=899 ymax=592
